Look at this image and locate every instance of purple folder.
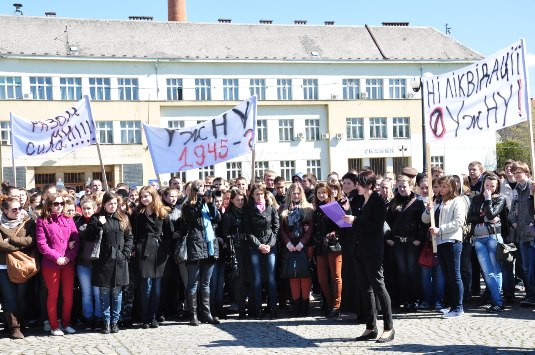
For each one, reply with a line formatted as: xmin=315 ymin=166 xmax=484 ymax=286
xmin=319 ymin=201 xmax=352 ymax=228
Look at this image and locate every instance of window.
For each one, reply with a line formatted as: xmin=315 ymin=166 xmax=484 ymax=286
xmin=277 ymin=79 xmax=292 ymax=100
xmin=198 ymin=165 xmax=215 ymax=180
xmin=172 ymin=171 xmax=187 ymax=183
xmin=60 ymin=77 xmax=82 ymax=101
xmin=89 ymin=78 xmax=111 ymax=101
xmin=369 ymin=158 xmax=386 ymax=176
xmin=255 ymin=161 xmax=269 ymax=178
xmin=431 ymin=156 xmax=445 ymax=170
xmin=369 ymin=117 xmax=387 ymax=139
xmin=0 ymin=122 xmax=11 ymax=144
xmin=29 ymin=77 xmax=53 ymax=100
xmin=195 ymin=78 xmax=211 ymax=101
xmin=389 ymin=79 xmax=406 ymax=99
xmin=120 ymin=121 xmax=142 ymax=144
xmin=35 ymin=173 xmax=56 ymax=185
xmin=393 ymin=157 xmax=410 ymax=176
xmin=256 ymin=119 xmax=268 ymax=142
xmin=346 ymin=118 xmax=364 ymax=140
xmin=366 ymin=78 xmax=383 ymax=99
xmin=168 ymin=120 xmax=185 ymax=129
xmin=348 ymin=158 xmax=363 ymax=172
xmin=226 ymin=162 xmax=242 ymax=181
xmin=342 ymin=79 xmax=359 ymax=100
xmin=302 ymin=79 xmax=318 ymax=100
xmin=305 ymin=119 xmax=320 ymax=141
xmin=278 ymin=119 xmax=294 ymax=142
xmin=393 ymin=117 xmax=410 ymax=138
xmin=307 ymin=160 xmax=321 ymax=180
xmin=0 ymin=76 xmax=22 ymax=100
xmin=118 ymin=78 xmax=139 ymax=101
xmin=249 ymin=79 xmax=266 ymax=100
xmin=223 ymin=79 xmax=239 ymax=101
xmin=96 ymin=121 xmax=113 ymax=144
xmin=166 ymin=78 xmax=183 ymax=101
xmin=280 ymin=161 xmax=295 ymax=181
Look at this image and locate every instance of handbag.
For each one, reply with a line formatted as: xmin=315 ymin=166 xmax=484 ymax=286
xmin=496 ymin=242 xmax=517 ymax=263
xmin=280 ymin=250 xmax=311 ymax=279
xmin=81 ymin=228 xmax=103 ymax=261
xmin=417 ymin=239 xmax=434 ymax=268
xmin=6 ymin=222 xmax=39 ymax=283
xmin=173 ymin=235 xmax=188 ymax=264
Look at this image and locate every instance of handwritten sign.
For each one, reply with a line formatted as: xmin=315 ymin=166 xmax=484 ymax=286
xmin=10 ymin=96 xmax=97 ymax=159
xmin=143 ymin=96 xmax=257 ymax=174
xmin=422 ymin=39 xmax=531 ymax=142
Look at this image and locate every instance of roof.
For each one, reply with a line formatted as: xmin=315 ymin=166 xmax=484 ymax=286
xmin=0 ymin=15 xmax=482 ymax=62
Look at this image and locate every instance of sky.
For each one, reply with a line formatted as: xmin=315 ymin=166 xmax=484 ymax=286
xmin=2 ymin=0 xmax=535 ymax=94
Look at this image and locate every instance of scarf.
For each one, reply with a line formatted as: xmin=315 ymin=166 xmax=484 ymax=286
xmin=201 ymin=203 xmax=215 ymax=256
xmin=256 ymin=200 xmax=266 ymax=213
xmin=0 ymin=212 xmax=25 ymax=230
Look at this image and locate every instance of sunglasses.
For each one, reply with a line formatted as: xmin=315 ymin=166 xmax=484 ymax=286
xmin=53 ymin=201 xmax=65 ymax=207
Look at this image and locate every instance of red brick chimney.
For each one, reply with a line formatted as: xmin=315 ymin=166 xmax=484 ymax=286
xmin=168 ymin=0 xmax=187 ymax=22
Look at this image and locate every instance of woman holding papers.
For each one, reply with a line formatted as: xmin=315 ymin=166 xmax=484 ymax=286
xmin=312 ymin=182 xmax=342 ymax=318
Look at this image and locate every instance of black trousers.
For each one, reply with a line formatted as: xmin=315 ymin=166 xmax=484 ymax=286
xmin=354 ymin=254 xmax=393 ymax=331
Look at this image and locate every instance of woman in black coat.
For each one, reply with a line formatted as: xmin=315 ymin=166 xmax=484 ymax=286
xmin=343 ymin=170 xmax=394 ymax=343
xmin=86 ymin=192 xmax=133 ymax=334
xmin=182 ymin=180 xmax=220 ymax=326
xmin=131 ymin=185 xmax=171 ymax=329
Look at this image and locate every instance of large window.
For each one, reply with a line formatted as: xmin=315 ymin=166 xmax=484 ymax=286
xmin=278 ymin=119 xmax=294 ymax=142
xmin=302 ymin=79 xmax=318 ymax=100
xmin=166 ymin=78 xmax=183 ymax=101
xmin=277 ymin=79 xmax=292 ymax=100
xmin=369 ymin=158 xmax=386 ymax=176
xmin=369 ymin=117 xmax=387 ymax=139
xmin=256 ymin=119 xmax=268 ymax=142
xmin=198 ymin=165 xmax=215 ymax=180
xmin=195 ymin=78 xmax=211 ymax=101
xmin=280 ymin=161 xmax=296 ymax=181
xmin=305 ymin=119 xmax=320 ymax=141
xmin=89 ymin=78 xmax=111 ymax=101
xmin=96 ymin=121 xmax=113 ymax=144
xmin=431 ymin=156 xmax=445 ymax=170
xmin=393 ymin=117 xmax=410 ymax=138
xmin=393 ymin=157 xmax=410 ymax=176
xmin=348 ymin=158 xmax=363 ymax=172
xmin=226 ymin=162 xmax=242 ymax=181
xmin=346 ymin=118 xmax=364 ymax=140
xmin=0 ymin=122 xmax=11 ymax=144
xmin=223 ymin=79 xmax=239 ymax=101
xmin=0 ymin=76 xmax=22 ymax=100
xmin=307 ymin=160 xmax=321 ymax=180
xmin=389 ymin=79 xmax=406 ymax=99
xmin=249 ymin=79 xmax=266 ymax=100
xmin=120 ymin=121 xmax=142 ymax=144
xmin=29 ymin=77 xmax=53 ymax=100
xmin=118 ymin=78 xmax=139 ymax=101
xmin=366 ymin=78 xmax=383 ymax=99
xmin=60 ymin=77 xmax=82 ymax=101
xmin=255 ymin=161 xmax=269 ymax=178
xmin=342 ymin=79 xmax=359 ymax=100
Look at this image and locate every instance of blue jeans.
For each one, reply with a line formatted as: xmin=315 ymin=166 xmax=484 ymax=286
xmin=460 ymin=241 xmax=473 ymax=298
xmin=392 ymin=241 xmax=419 ymax=303
xmin=76 ymin=265 xmax=101 ymax=319
xmin=250 ymin=246 xmax=277 ymax=310
xmin=139 ymin=277 xmax=162 ymax=323
xmin=210 ymin=261 xmax=226 ymax=305
xmin=0 ymin=269 xmax=28 ymax=315
xmin=519 ymin=241 xmax=535 ymax=300
xmin=100 ymin=286 xmax=122 ymax=323
xmin=420 ymin=263 xmax=445 ymax=307
xmin=187 ymin=259 xmax=215 ymax=299
xmin=474 ymin=235 xmax=503 ymax=306
xmin=437 ymin=241 xmax=464 ymax=311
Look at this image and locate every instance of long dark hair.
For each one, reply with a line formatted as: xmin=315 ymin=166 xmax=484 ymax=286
xmin=100 ymin=191 xmax=131 ymax=231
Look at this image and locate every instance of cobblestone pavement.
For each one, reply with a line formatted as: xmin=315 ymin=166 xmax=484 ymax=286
xmin=1 ymin=301 xmax=534 ymax=355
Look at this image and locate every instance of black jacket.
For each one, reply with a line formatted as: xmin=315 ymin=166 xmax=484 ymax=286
xmin=75 ymin=215 xmax=93 ymax=267
xmin=181 ymin=199 xmax=220 ymax=262
xmin=312 ymin=202 xmax=341 ymax=255
xmin=243 ymin=202 xmax=279 ymax=249
xmin=352 ymin=191 xmax=386 ymax=258
xmin=467 ymin=194 xmax=507 ymax=236
xmin=86 ymin=213 xmax=133 ymax=287
xmin=386 ymin=193 xmax=426 ymax=242
xmin=221 ymin=205 xmax=246 ymax=249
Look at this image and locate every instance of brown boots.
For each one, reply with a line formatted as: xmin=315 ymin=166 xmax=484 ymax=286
xmin=5 ymin=313 xmax=24 ymax=339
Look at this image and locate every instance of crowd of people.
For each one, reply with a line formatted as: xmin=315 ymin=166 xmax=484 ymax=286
xmin=0 ymin=159 xmax=533 ymax=343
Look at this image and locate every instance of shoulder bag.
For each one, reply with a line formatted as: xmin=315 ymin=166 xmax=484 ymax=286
xmin=280 ymin=249 xmax=311 ymax=279
xmin=173 ymin=234 xmax=188 ymax=264
xmin=81 ymin=228 xmax=103 ymax=261
xmin=6 ymin=223 xmax=39 ymax=283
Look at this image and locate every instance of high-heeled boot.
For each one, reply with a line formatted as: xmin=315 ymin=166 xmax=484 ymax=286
xmin=188 ymin=294 xmax=199 ymax=326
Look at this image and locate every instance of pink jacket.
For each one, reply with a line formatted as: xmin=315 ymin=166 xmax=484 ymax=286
xmin=36 ymin=214 xmax=79 ymax=269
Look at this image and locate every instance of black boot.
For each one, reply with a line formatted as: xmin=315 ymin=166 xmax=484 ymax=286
xmin=216 ymin=304 xmax=227 ymax=320
xmin=102 ymin=321 xmax=111 ymax=334
xmin=301 ymin=299 xmax=310 ymax=317
xmin=293 ymin=298 xmax=302 ymax=317
xmin=111 ymin=323 xmax=119 ymax=333
xmin=199 ymin=292 xmax=219 ymax=324
xmin=188 ymin=294 xmax=199 ymax=326
xmin=210 ymin=304 xmax=220 ymax=324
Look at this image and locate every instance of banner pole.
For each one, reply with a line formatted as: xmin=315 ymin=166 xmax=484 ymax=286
xmin=95 ymin=140 xmax=108 ymax=192
xmin=426 ymin=143 xmax=437 ymax=254
xmin=10 ymin=122 xmax=16 ymax=186
xmin=249 ymin=148 xmax=256 ymax=189
xmin=85 ymin=96 xmax=108 ymax=192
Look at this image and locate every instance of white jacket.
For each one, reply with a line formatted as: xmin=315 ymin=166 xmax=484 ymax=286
xmin=422 ymin=196 xmax=467 ymax=245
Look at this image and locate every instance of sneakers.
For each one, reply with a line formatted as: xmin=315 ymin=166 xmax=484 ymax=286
xmin=61 ymin=326 xmax=76 ymax=334
xmin=478 ymin=303 xmax=492 ymax=310
xmin=438 ymin=307 xmax=450 ymax=314
xmin=50 ymin=328 xmax=64 ymax=336
xmin=487 ymin=304 xmax=505 ymax=312
xmin=443 ymin=308 xmax=464 ymax=318
xmin=43 ymin=320 xmax=51 ymax=332
xmin=434 ymin=303 xmax=445 ymax=311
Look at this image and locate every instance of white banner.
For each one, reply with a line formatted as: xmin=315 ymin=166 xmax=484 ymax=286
xmin=423 ymin=39 xmax=531 ymax=142
xmin=144 ymin=96 xmax=257 ymax=174
xmin=10 ymin=96 xmax=97 ymax=158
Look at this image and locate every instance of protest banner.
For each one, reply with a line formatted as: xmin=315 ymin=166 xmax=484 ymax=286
xmin=10 ymin=96 xmax=97 ymax=158
xmin=422 ymin=39 xmax=531 ymax=143
xmin=143 ymin=96 xmax=257 ymax=174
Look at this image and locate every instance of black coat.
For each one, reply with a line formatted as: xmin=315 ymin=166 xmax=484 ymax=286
xmin=385 ymin=193 xmax=426 ymax=242
xmin=182 ymin=199 xmax=220 ymax=262
xmin=131 ymin=212 xmax=172 ymax=279
xmin=467 ymin=194 xmax=507 ymax=236
xmin=352 ymin=191 xmax=386 ymax=258
xmin=86 ymin=213 xmax=133 ymax=287
xmin=312 ymin=202 xmax=341 ymax=255
xmin=243 ymin=202 xmax=279 ymax=249
xmin=75 ymin=215 xmax=93 ymax=267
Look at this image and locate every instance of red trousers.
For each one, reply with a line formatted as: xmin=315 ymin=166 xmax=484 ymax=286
xmin=41 ymin=265 xmax=75 ymax=329
xmin=316 ymin=251 xmax=343 ymax=309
